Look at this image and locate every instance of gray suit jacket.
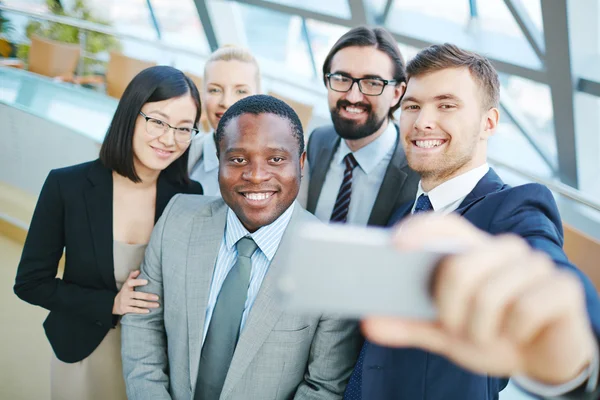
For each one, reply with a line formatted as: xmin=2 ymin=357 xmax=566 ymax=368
xmin=121 ymin=196 xmax=361 ymax=400
xmin=305 ymin=124 xmax=419 ymax=227
xmin=187 ymin=131 xmax=208 ymax=172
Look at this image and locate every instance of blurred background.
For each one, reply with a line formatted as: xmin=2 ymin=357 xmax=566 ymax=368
xmin=0 ymin=1 xmax=598 ymax=399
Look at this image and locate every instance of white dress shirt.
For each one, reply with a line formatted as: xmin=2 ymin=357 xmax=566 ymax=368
xmin=190 ymin=132 xmax=221 ymax=197
xmin=411 ymin=164 xmax=599 ymax=397
xmin=314 ymin=121 xmax=397 ymax=226
xmin=202 ymin=202 xmax=295 ymax=343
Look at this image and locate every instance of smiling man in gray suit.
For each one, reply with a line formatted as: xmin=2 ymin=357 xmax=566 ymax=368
xmin=121 ymin=95 xmax=361 ymax=400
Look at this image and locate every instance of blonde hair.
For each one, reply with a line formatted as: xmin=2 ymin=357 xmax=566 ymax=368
xmin=204 ymin=45 xmax=261 ymax=90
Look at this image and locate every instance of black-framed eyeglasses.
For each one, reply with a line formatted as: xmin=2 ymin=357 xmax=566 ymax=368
xmin=139 ymin=111 xmax=199 ymax=144
xmin=326 ymin=73 xmax=398 ymax=96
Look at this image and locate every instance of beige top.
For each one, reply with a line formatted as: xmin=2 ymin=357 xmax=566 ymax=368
xmin=50 ymin=240 xmax=148 ymax=400
xmin=113 ymin=240 xmax=147 ymax=290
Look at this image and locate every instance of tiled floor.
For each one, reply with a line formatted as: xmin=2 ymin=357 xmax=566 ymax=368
xmin=0 ymin=234 xmax=535 ymax=400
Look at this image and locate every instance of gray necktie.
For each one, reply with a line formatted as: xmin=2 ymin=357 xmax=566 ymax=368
xmin=195 ymin=236 xmax=258 ymax=400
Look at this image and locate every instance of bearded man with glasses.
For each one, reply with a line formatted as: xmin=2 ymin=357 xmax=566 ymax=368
xmin=304 ymin=26 xmax=419 ymax=228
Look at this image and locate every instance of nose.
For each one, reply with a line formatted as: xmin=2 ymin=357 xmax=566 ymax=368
xmin=345 ymin=81 xmax=364 ymax=103
xmin=413 ymin=107 xmax=437 ymax=132
xmin=219 ymin=91 xmax=234 ymax=109
xmin=242 ymin=161 xmax=271 ymax=183
xmin=157 ymin=127 xmax=176 ymax=147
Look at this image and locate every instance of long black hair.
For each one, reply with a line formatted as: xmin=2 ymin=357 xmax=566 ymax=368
xmin=99 ymin=65 xmax=201 ymax=184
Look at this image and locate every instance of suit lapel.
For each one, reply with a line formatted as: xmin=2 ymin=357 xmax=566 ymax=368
xmin=220 ymin=205 xmax=306 ymax=399
xmin=306 ymin=133 xmax=339 ymax=213
xmin=187 ymin=199 xmax=228 ymax=388
xmin=155 ymin=173 xmax=179 ymax=222
xmin=368 ymin=126 xmax=409 ymax=226
xmin=83 ymin=161 xmax=117 ymax=290
xmin=455 ymin=168 xmax=506 ymax=215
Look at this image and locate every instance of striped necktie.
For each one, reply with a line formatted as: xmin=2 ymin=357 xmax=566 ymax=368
xmin=330 ymin=153 xmax=359 ymax=223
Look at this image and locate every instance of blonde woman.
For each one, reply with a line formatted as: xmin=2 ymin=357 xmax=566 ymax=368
xmin=188 ymin=46 xmax=261 ymax=196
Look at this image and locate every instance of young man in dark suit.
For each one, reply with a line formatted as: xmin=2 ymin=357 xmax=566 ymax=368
xmin=347 ymin=43 xmax=600 ymax=400
xmin=305 ymin=26 xmax=419 ymax=226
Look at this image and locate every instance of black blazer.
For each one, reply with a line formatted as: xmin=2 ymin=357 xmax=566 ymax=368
xmin=305 ymin=124 xmax=419 ymax=226
xmin=14 ymin=159 xmax=203 ymax=363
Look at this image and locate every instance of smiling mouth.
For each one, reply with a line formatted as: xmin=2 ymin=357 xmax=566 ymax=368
xmin=413 ymin=139 xmax=447 ymax=149
xmin=241 ymin=192 xmax=276 ymax=201
xmin=215 ymin=113 xmax=224 ymax=120
xmin=151 ymin=146 xmax=174 ymax=156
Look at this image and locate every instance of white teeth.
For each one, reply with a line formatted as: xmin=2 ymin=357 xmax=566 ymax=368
xmin=345 ymin=106 xmax=364 ymax=114
xmin=415 ymin=140 xmax=444 ymax=149
xmin=245 ymin=192 xmax=273 ymax=201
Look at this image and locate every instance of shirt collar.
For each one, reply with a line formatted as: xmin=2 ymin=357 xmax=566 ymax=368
xmin=225 ymin=202 xmax=296 ymax=261
xmin=416 ymin=163 xmax=490 ymax=211
xmin=202 ymin=132 xmax=219 ymax=172
xmin=335 ymin=120 xmax=397 ymax=174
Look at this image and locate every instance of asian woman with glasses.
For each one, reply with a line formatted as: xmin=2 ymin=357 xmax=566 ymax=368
xmin=14 ymin=65 xmax=203 ymax=400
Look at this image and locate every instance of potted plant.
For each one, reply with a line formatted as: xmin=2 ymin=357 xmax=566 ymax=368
xmin=17 ymin=0 xmax=121 ymax=75
xmin=0 ymin=0 xmax=16 ymax=58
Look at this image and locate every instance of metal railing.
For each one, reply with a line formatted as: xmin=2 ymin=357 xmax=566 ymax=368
xmin=489 ymin=157 xmax=600 ymax=212
xmin=2 ymin=5 xmax=600 ymax=214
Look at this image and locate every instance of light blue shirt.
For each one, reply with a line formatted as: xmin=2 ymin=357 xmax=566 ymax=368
xmin=202 ymin=202 xmax=295 ymax=343
xmin=411 ymin=163 xmax=490 ymax=214
xmin=190 ymin=133 xmax=221 ymax=197
xmin=314 ymin=121 xmax=398 ymax=226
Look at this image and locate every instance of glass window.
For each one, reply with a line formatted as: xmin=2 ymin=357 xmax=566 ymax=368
xmin=142 ymin=0 xmax=209 ymax=54
xmin=364 ymin=0 xmax=390 ymax=18
xmin=500 ymin=74 xmax=556 ymax=165
xmin=391 ymin=0 xmax=470 ymax=26
xmin=3 ymin=0 xmax=47 ymax=11
xmin=81 ymin=0 xmax=209 ymax=61
xmin=520 ymin=0 xmax=543 ymax=33
xmin=236 ymin=3 xmax=314 ymax=79
xmin=397 ymin=43 xmax=421 ymax=64
xmin=476 ymin=0 xmax=536 ymax=39
xmin=305 ymin=19 xmax=349 ymax=78
xmin=261 ymin=0 xmax=351 ymax=19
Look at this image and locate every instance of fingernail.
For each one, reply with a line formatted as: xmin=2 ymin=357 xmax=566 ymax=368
xmin=142 ymin=280 xmax=148 ymax=285
xmin=153 ymin=296 xmax=159 ymax=301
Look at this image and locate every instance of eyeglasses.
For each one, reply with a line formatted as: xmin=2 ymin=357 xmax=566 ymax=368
xmin=326 ymin=73 xmax=398 ymax=96
xmin=139 ymin=112 xmax=199 ymax=144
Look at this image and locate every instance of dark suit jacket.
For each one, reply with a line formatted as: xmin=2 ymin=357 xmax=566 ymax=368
xmin=358 ymin=169 xmax=600 ymax=400
xmin=305 ymin=124 xmax=419 ymax=227
xmin=14 ymin=159 xmax=202 ymax=363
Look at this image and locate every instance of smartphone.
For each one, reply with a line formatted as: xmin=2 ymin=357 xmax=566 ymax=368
xmin=276 ymin=221 xmax=455 ymax=320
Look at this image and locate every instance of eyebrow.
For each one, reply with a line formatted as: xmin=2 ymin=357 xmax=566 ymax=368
xmin=207 ymin=83 xmax=251 ymax=88
xmin=224 ymin=146 xmax=292 ymax=155
xmin=145 ymin=109 xmax=194 ymax=125
xmin=401 ymin=94 xmax=463 ymax=104
xmin=332 ymin=70 xmax=386 ymax=80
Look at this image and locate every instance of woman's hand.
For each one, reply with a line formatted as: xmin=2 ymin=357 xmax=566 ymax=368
xmin=112 ymin=270 xmax=159 ymax=315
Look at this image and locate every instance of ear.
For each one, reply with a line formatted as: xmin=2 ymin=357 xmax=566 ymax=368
xmin=299 ymin=151 xmax=306 ymax=172
xmin=391 ymin=82 xmax=407 ymax=108
xmin=481 ymin=107 xmax=499 ymax=140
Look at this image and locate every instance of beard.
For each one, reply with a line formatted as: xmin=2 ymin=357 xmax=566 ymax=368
xmin=331 ymin=100 xmax=387 ymax=140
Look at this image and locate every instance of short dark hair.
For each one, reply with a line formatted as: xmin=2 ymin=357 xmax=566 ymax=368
xmin=99 ymin=65 xmax=201 ymax=184
xmin=322 ymin=26 xmax=406 ymax=118
xmin=406 ymin=43 xmax=500 ymax=109
xmin=215 ymin=94 xmax=304 ymax=157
